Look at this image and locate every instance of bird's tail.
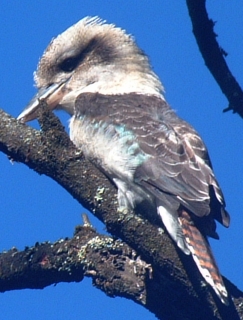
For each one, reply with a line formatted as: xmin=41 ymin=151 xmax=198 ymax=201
xmin=178 ymin=209 xmax=228 ymax=305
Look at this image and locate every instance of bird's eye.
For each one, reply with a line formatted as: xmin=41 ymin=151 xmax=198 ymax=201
xmin=59 ymin=57 xmax=79 ymax=72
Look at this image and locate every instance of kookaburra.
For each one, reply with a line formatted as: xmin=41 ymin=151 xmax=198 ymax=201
xmin=18 ymin=17 xmax=230 ymax=304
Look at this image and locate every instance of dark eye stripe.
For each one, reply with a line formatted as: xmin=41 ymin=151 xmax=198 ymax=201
xmin=59 ymin=57 xmax=79 ymax=72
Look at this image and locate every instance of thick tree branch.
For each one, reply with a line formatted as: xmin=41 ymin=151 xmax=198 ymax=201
xmin=0 ymin=107 xmax=242 ymax=319
xmin=0 ymin=222 xmax=150 ymax=304
xmin=186 ymin=0 xmax=243 ymax=118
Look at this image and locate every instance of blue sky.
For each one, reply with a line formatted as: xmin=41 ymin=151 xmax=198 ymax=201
xmin=0 ymin=2 xmax=242 ymax=319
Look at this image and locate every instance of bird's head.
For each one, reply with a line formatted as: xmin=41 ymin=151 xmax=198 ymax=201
xmin=18 ymin=16 xmax=163 ymax=122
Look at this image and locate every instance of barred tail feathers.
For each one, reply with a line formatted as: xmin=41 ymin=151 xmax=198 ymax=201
xmin=178 ymin=209 xmax=228 ymax=305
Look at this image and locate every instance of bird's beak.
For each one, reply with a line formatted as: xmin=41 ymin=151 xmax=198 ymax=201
xmin=17 ymin=80 xmax=69 ymax=122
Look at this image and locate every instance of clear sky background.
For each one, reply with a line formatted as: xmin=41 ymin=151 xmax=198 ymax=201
xmin=0 ymin=2 xmax=242 ymax=319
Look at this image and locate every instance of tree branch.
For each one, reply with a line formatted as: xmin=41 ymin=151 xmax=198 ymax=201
xmin=186 ymin=0 xmax=243 ymax=118
xmin=0 ymin=106 xmax=242 ymax=319
xmin=0 ymin=221 xmax=151 ymax=304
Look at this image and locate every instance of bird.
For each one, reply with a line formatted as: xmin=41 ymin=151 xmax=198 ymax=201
xmin=18 ymin=16 xmax=230 ymax=304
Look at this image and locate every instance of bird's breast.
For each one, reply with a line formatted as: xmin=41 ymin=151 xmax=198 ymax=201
xmin=69 ymin=115 xmax=149 ymax=182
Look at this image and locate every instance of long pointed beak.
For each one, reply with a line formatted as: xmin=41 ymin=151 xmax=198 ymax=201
xmin=17 ymin=80 xmax=69 ymax=122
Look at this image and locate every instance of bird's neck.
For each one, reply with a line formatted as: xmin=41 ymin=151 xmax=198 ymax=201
xmin=59 ymin=64 xmax=165 ymax=115
xmin=80 ymin=66 xmax=164 ymax=97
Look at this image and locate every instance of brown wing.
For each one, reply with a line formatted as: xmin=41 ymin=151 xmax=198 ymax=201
xmin=75 ymin=92 xmax=230 ymax=227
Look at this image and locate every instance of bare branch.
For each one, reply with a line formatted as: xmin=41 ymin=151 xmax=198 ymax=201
xmin=0 ymin=223 xmax=151 ymax=305
xmin=186 ymin=0 xmax=243 ymax=118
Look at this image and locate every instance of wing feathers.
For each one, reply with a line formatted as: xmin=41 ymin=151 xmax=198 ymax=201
xmin=75 ymin=92 xmax=229 ymax=226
